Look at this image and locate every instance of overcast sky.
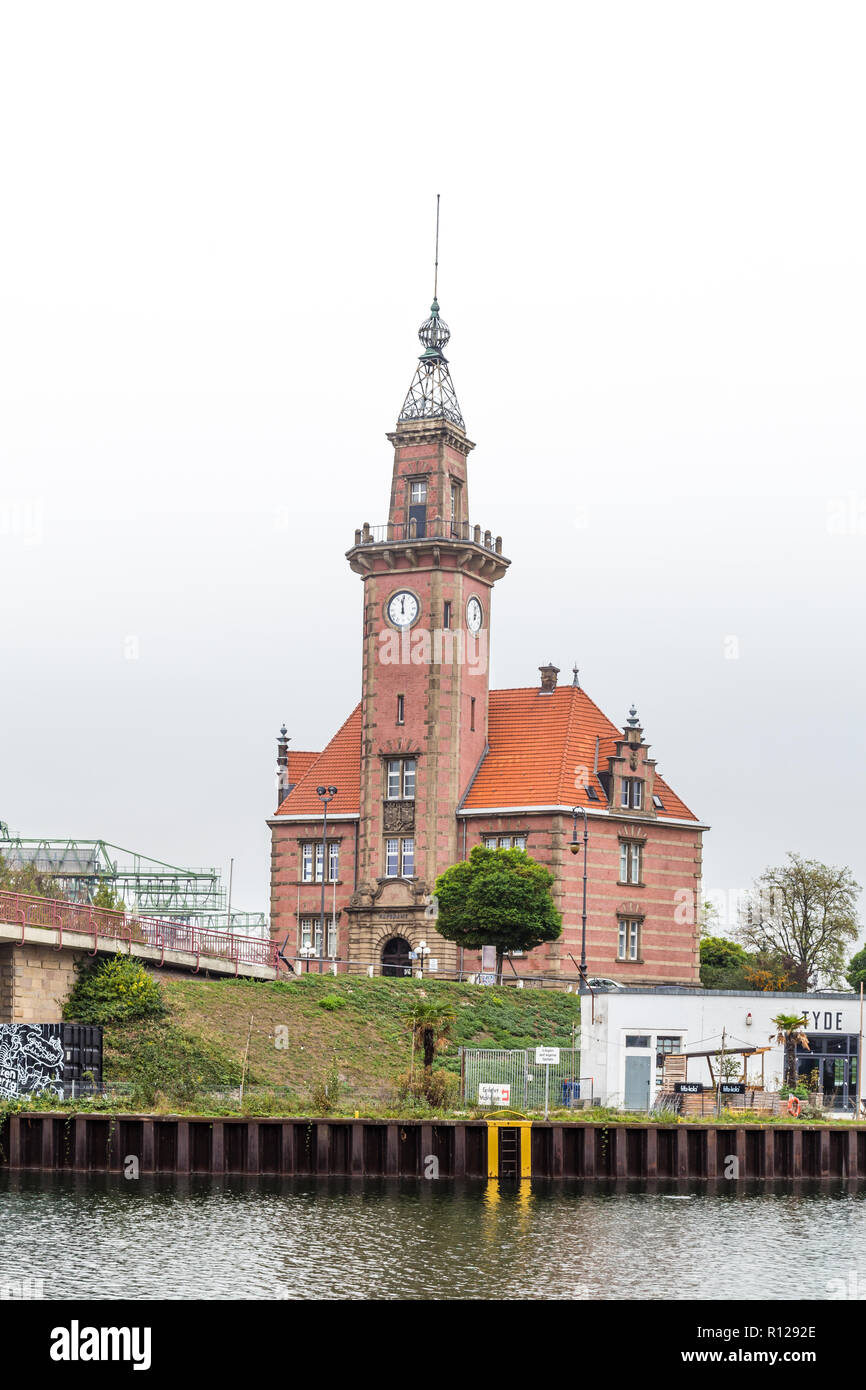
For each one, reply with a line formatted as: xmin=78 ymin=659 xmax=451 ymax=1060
xmin=1 ymin=2 xmax=863 ymax=933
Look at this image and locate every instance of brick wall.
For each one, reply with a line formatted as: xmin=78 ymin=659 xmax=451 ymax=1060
xmin=0 ymin=942 xmax=83 ymax=1023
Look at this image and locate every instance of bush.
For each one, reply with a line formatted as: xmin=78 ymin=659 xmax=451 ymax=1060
xmin=393 ymin=1068 xmax=458 ymax=1110
xmin=64 ymin=955 xmax=166 ymax=1024
xmin=318 ymin=995 xmax=347 ymax=1011
xmin=108 ymin=1018 xmax=243 ymax=1108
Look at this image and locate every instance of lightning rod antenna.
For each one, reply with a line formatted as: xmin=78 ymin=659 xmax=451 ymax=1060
xmin=434 ymin=194 xmax=440 ymax=301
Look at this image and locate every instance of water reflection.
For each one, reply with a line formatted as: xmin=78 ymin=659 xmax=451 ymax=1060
xmin=0 ymin=1173 xmax=862 ymax=1301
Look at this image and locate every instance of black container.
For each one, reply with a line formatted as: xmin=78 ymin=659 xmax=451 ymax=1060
xmin=0 ymin=1023 xmax=103 ymax=1100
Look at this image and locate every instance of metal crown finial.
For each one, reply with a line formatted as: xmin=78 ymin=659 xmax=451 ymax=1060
xmin=627 ymin=705 xmax=640 ymax=727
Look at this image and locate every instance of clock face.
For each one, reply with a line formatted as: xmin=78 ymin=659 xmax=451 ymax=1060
xmin=466 ymin=596 xmax=483 ymax=633
xmin=386 ymin=590 xmax=420 ymax=629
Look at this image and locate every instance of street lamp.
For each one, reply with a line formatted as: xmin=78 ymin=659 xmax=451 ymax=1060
xmin=415 ymin=939 xmax=430 ymax=979
xmin=316 ymin=784 xmax=337 ymax=976
xmin=570 ymin=806 xmax=589 ymax=993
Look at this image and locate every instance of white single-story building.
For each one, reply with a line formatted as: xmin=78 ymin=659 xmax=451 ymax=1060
xmin=580 ymin=987 xmax=862 ymax=1113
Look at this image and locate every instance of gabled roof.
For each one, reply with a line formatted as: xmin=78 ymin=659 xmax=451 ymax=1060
xmin=461 ymin=686 xmax=698 ymax=821
xmin=287 ymin=751 xmax=320 ymax=786
xmin=273 ymin=687 xmax=698 ymax=823
xmin=275 ymin=705 xmax=362 ymax=817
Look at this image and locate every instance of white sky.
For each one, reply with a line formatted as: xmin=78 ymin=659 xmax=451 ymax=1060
xmin=1 ymin=1 xmax=864 ymax=933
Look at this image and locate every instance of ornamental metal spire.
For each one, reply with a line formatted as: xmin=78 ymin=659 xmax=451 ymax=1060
xmin=398 ymin=195 xmax=465 ymax=429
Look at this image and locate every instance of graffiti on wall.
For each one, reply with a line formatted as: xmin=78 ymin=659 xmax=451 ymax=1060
xmin=0 ymin=1024 xmax=65 ymax=1100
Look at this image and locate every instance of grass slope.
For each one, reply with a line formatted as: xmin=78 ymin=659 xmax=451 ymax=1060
xmin=106 ymin=972 xmax=580 ymax=1106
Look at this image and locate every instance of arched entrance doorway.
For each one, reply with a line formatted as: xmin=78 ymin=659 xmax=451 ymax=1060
xmin=381 ymin=937 xmax=412 ymax=977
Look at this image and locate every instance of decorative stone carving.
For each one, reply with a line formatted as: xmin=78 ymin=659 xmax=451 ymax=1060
xmin=383 ymin=800 xmax=415 ymax=832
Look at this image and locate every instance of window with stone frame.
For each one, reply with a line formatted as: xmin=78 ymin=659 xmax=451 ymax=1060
xmin=384 ymin=836 xmax=415 ymax=878
xmin=619 ymin=840 xmax=643 ymax=885
xmin=617 ymin=918 xmax=641 ymax=961
xmin=483 ymin=835 xmax=527 ymax=850
xmin=621 ymin=778 xmax=643 ymax=809
xmin=386 ymin=758 xmax=416 ymax=800
xmin=301 ymin=841 xmax=339 ymax=883
xmin=299 ymin=916 xmax=337 ymax=957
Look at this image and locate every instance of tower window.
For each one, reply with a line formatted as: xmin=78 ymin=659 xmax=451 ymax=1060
xmin=396 ymin=694 xmax=405 ymax=725
xmin=443 ymin=601 xmax=451 ymax=629
xmin=384 ymin=837 xmax=415 ymax=878
xmin=386 ymin=758 xmax=416 ymax=799
xmin=409 ymin=480 xmax=427 ymax=505
xmin=470 ymin=697 xmax=476 ymax=731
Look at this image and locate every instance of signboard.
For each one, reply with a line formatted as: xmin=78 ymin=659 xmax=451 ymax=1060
xmin=720 ymin=1082 xmax=746 ymax=1095
xmin=477 ymin=973 xmax=497 ymax=986
xmin=674 ymin=1082 xmax=704 ymax=1094
xmin=535 ymin=1047 xmax=561 ymax=1065
xmin=478 ymin=1083 xmax=511 ymax=1106
xmin=481 ymin=945 xmax=497 ymax=972
xmin=427 ymin=959 xmax=438 ymax=973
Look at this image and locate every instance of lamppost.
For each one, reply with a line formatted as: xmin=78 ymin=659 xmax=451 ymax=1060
xmin=415 ymin=939 xmax=430 ymax=979
xmin=316 ymin=785 xmax=337 ymax=976
xmin=570 ymin=806 xmax=589 ymax=993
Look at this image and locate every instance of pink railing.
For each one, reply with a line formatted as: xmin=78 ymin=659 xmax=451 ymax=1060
xmin=0 ymin=890 xmax=280 ymax=973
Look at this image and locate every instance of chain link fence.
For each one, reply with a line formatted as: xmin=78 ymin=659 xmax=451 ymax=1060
xmin=460 ymin=1047 xmax=591 ymax=1111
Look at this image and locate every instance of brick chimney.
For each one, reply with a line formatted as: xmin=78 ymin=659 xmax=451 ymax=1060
xmin=538 ymin=662 xmax=560 ymax=694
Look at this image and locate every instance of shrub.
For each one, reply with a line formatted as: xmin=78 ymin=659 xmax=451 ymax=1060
xmin=318 ymin=995 xmax=347 ymax=1011
xmin=393 ymin=1068 xmax=458 ymax=1110
xmin=64 ymin=955 xmax=166 ymax=1024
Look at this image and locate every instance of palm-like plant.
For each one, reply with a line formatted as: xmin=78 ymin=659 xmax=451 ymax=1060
xmin=406 ymin=1000 xmax=456 ymax=1074
xmin=770 ymin=1012 xmax=810 ymax=1089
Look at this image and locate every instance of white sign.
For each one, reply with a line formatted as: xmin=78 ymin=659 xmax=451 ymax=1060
xmin=481 ymin=945 xmax=497 ymax=972
xmin=535 ymin=1046 xmax=560 ymax=1065
xmin=478 ymin=1083 xmax=511 ymax=1106
xmin=477 ymin=973 xmax=497 ymax=986
xmin=427 ymin=958 xmax=438 ymax=972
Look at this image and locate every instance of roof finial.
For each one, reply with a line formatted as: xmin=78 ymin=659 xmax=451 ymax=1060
xmin=572 ymin=664 xmax=580 ymax=688
xmin=397 ymin=197 xmax=465 ymax=428
xmin=627 ymin=704 xmax=640 ymax=727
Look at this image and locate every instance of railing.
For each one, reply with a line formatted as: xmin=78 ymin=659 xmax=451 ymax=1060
xmin=0 ymin=889 xmax=280 ymax=972
xmin=353 ymin=520 xmax=503 ymax=553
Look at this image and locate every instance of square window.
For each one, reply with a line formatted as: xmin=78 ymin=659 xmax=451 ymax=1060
xmin=401 ymin=838 xmax=415 ymax=877
xmin=409 ymin=480 xmax=427 ymax=505
xmin=385 ymin=839 xmax=399 ymax=877
xmin=387 ymin=760 xmax=402 ymax=799
xmin=402 ymin=760 xmax=416 ymax=799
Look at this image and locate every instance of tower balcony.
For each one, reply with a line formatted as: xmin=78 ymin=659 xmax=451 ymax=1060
xmin=347 ymin=519 xmax=510 ymax=581
xmin=353 ymin=520 xmax=504 ymax=553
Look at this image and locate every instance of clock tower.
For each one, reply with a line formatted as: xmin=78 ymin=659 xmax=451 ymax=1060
xmin=344 ymin=297 xmax=510 ymax=967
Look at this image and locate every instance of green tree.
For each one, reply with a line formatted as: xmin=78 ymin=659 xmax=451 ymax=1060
xmin=92 ymin=882 xmax=125 ymax=912
xmin=434 ymin=846 xmax=562 ymax=979
xmin=0 ymin=854 xmax=64 ymax=899
xmin=406 ymin=999 xmax=456 ymax=1072
xmin=770 ymin=1012 xmax=810 ymax=1089
xmin=846 ymin=947 xmax=866 ymax=991
xmin=738 ymin=853 xmax=860 ymax=990
xmin=700 ymin=936 xmax=751 ymax=989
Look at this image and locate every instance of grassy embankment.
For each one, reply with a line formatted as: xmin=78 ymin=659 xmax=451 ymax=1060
xmin=56 ymin=972 xmax=581 ymax=1116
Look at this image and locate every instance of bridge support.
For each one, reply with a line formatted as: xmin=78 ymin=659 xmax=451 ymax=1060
xmin=0 ymin=942 xmax=83 ymax=1023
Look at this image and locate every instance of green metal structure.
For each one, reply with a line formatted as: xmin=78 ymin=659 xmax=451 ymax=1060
xmin=0 ymin=826 xmax=266 ymax=934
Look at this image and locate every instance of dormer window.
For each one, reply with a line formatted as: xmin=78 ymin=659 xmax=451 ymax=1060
xmin=386 ymin=758 xmax=416 ymax=800
xmin=621 ymin=778 xmax=643 ymax=810
xmin=652 ymin=793 xmax=664 ymax=811
xmin=586 ymin=785 xmax=599 ymax=802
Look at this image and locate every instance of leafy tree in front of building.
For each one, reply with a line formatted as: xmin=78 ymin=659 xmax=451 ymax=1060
xmin=434 ymin=845 xmax=562 ymax=980
xmin=699 ymin=935 xmax=798 ymax=991
xmin=91 ymin=882 xmax=125 ymax=912
xmin=737 ymin=853 xmax=860 ymax=990
xmin=845 ymin=947 xmax=866 ymax=991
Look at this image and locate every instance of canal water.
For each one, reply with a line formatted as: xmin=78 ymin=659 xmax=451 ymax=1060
xmin=1 ymin=1174 xmax=863 ymax=1300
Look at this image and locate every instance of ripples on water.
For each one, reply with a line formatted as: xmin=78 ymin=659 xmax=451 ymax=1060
xmin=0 ymin=1174 xmax=862 ymax=1300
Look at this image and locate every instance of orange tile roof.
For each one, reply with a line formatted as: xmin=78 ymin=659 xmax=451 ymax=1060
xmin=286 ymin=750 xmax=320 ymax=787
xmin=275 ymin=705 xmax=362 ymax=817
xmin=462 ymin=686 xmax=698 ymax=821
xmin=274 ymin=688 xmax=698 ymax=822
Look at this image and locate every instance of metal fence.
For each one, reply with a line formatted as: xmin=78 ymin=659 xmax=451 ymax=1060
xmin=460 ymin=1047 xmax=589 ymax=1111
xmin=0 ymin=889 xmax=280 ymax=972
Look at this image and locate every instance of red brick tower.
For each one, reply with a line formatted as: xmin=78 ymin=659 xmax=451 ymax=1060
xmin=344 ymin=298 xmax=509 ymax=967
